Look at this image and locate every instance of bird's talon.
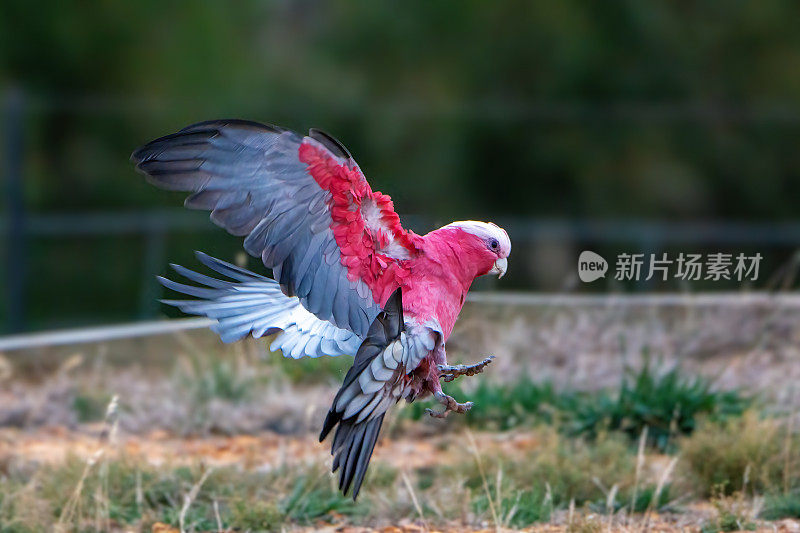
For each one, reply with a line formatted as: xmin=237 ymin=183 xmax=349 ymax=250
xmin=426 ymin=407 xmax=448 ymax=419
xmin=437 ymin=356 xmax=495 ymax=381
xmin=428 ymin=392 xmax=473 ymax=417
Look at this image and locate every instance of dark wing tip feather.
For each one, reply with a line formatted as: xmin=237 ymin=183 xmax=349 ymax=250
xmin=329 ymin=414 xmax=385 ymax=500
xmin=130 ymin=129 xmax=214 ymax=165
xmin=130 ymin=118 xmax=286 ymax=165
xmin=319 ymin=410 xmax=340 ymax=443
xmin=309 ymin=128 xmax=352 ymax=160
xmin=351 ymin=416 xmax=383 ymax=499
xmin=180 ymin=118 xmax=287 ymax=134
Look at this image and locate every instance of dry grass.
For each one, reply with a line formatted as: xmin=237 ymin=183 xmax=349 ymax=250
xmin=0 ymin=420 xmax=683 ymax=531
xmin=2 ymin=297 xmax=800 ymax=531
xmin=1 ymin=408 xmax=799 ymax=531
xmin=679 ymin=412 xmax=797 ymax=497
xmin=699 ymin=487 xmax=761 ymax=532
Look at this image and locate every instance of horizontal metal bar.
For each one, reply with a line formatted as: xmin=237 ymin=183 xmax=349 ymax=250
xmin=2 ymin=212 xmax=800 ymax=245
xmin=2 ymin=292 xmax=800 ymax=352
xmin=0 ymin=317 xmax=212 ymax=352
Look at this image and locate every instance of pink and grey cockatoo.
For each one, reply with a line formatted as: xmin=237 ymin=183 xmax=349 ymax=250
xmin=132 ymin=120 xmax=511 ymax=499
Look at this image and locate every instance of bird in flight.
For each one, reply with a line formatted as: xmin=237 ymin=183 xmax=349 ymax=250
xmin=132 ymin=120 xmax=511 ymax=499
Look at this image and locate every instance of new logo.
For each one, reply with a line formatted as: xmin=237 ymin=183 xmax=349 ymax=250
xmin=578 ymin=251 xmax=608 ymax=282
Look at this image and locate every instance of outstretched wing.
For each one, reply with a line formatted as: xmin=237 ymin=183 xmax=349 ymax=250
xmin=319 ymin=289 xmax=439 ymax=499
xmin=132 ymin=120 xmax=420 ymax=338
xmin=159 ymin=252 xmax=362 ymax=358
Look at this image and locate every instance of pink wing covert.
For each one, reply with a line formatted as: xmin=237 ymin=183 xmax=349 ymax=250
xmin=299 ymin=138 xmax=420 ymax=304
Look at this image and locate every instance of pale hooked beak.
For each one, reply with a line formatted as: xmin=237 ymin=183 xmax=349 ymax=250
xmin=489 ymin=257 xmax=508 ymax=279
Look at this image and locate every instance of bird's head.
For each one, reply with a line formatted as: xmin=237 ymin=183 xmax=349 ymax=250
xmin=438 ymin=220 xmax=511 ymax=279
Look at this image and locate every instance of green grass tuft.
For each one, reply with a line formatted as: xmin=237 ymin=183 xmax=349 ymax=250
xmin=71 ymin=392 xmax=112 ymax=423
xmin=177 ymin=354 xmax=256 ymax=404
xmin=571 ymin=357 xmax=750 ymax=451
xmin=403 ymin=356 xmax=749 ymax=452
xmin=761 ymin=491 xmax=800 ymax=520
xmin=229 ymin=499 xmax=282 ymax=531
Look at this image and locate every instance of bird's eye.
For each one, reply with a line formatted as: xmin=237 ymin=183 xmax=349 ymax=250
xmin=490 ymin=239 xmax=499 ymax=250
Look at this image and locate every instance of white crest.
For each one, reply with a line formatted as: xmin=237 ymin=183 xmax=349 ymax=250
xmin=442 ymin=220 xmax=511 ymax=255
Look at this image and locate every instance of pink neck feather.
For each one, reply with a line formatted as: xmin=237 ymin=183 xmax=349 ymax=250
xmin=401 ymin=227 xmax=496 ymax=338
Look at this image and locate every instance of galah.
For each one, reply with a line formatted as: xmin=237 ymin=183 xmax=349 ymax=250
xmin=132 ymin=120 xmax=511 ymax=499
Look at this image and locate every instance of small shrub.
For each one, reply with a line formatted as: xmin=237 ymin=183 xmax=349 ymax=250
xmin=628 ymin=483 xmax=672 ymax=513
xmin=472 ymin=487 xmax=551 ymax=528
xmin=566 ymin=511 xmax=603 ymax=533
xmin=761 ymin=491 xmax=800 ymax=520
xmin=72 ymin=391 xmax=111 ymax=423
xmin=680 ymin=412 xmax=790 ymax=497
xmin=402 ymin=375 xmax=570 ymax=430
xmin=531 ymin=431 xmax=636 ymax=506
xmin=403 ymin=357 xmax=750 ymax=452
xmin=229 ymin=500 xmax=282 ymax=531
xmin=700 ymin=486 xmax=758 ymax=532
xmin=571 ymin=357 xmax=750 ymax=451
xmin=280 ymin=470 xmax=360 ymax=523
xmin=455 ymin=428 xmax=636 ymax=511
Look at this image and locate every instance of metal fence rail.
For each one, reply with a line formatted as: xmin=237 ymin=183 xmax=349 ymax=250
xmin=0 ymin=317 xmax=212 ymax=352
xmin=3 ymin=291 xmax=800 ymax=352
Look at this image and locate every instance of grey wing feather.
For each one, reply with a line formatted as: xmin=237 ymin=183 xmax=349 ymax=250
xmin=132 ymin=120 xmax=384 ymax=337
xmin=159 ymin=253 xmax=361 ymax=357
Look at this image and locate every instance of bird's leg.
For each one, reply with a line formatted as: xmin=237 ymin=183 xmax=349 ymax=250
xmin=437 ymin=355 xmax=495 ymax=383
xmin=425 ymin=391 xmax=473 ymax=419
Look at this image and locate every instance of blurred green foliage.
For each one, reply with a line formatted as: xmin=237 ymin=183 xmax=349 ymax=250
xmin=472 ymin=486 xmax=552 ymax=527
xmin=178 ymin=353 xmax=256 ymax=404
xmin=570 ymin=357 xmax=751 ymax=450
xmin=71 ymin=391 xmax=112 ymax=423
xmin=2 ymin=1 xmax=800 ymax=328
xmin=681 ymin=412 xmax=791 ymax=497
xmin=761 ymin=491 xmax=800 ymax=520
xmin=2 ymin=1 xmax=800 ymax=218
xmin=11 ymin=457 xmax=366 ymax=531
xmin=404 ymin=357 xmax=750 ymax=451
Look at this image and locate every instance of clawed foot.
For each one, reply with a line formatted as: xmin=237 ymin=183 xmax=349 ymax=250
xmin=425 ymin=357 xmax=494 ymax=418
xmin=426 ymin=391 xmax=474 ymax=419
xmin=437 ymin=355 xmax=495 ymax=382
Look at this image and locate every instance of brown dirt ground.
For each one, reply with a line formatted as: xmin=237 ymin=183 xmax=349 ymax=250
xmin=0 ymin=426 xmax=552 ymax=471
xmin=3 ymin=426 xmax=797 ymax=532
